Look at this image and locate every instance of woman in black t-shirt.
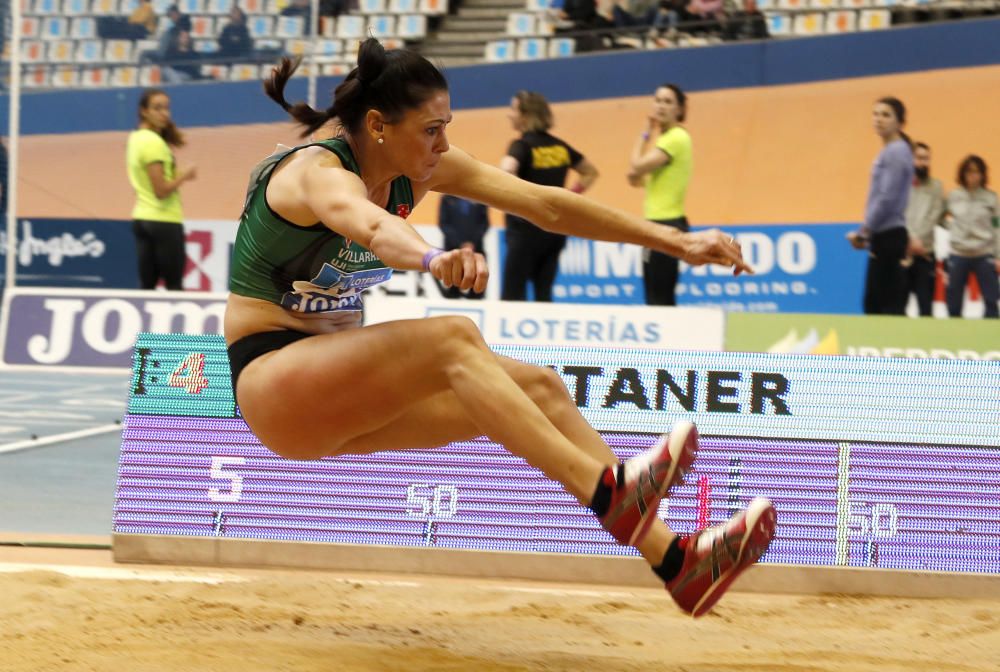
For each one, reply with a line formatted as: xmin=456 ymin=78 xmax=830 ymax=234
xmin=499 ymin=91 xmax=599 ymax=301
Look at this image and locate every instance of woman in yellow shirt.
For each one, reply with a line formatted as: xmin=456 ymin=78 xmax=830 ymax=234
xmin=628 ymin=83 xmax=695 ymax=306
xmin=126 ymin=89 xmax=197 ymax=289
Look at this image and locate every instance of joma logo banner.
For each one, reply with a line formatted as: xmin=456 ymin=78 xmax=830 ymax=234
xmin=1 ymin=289 xmax=227 ymax=369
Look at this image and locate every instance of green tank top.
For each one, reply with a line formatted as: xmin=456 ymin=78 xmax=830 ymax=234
xmin=229 ymin=137 xmax=414 ymax=313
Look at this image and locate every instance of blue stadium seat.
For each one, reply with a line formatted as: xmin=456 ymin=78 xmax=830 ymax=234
xmin=396 ymin=14 xmax=426 ymax=38
xmin=70 ymin=16 xmax=98 ymax=39
xmin=74 ymin=39 xmax=105 ymax=63
xmin=484 ymin=39 xmax=515 ymax=63
xmin=367 ymin=15 xmax=396 ymax=38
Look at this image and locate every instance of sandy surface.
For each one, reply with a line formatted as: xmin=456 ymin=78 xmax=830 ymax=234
xmin=0 ymin=555 xmax=998 ymax=672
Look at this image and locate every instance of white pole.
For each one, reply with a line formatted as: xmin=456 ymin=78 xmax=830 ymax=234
xmin=308 ymin=0 xmax=319 ymax=108
xmin=5 ymin=0 xmax=23 ymax=291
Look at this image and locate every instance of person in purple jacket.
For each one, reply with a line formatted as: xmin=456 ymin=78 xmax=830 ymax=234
xmin=848 ymin=96 xmax=914 ymax=315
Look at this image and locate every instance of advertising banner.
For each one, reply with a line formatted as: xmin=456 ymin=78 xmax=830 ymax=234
xmin=505 ymin=223 xmax=868 ymax=313
xmin=0 ymin=288 xmax=227 ymax=370
xmin=0 ymin=218 xmax=138 ymax=290
xmin=678 ymin=223 xmax=866 ymax=314
xmin=182 ymin=219 xmax=238 ymax=292
xmin=363 ymin=295 xmax=725 ymax=350
xmin=726 ymin=312 xmax=1000 ymax=360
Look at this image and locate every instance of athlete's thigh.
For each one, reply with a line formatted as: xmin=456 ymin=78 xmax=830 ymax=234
xmin=338 ymin=354 xmax=570 ymax=454
xmin=236 ymin=316 xmax=479 ymax=457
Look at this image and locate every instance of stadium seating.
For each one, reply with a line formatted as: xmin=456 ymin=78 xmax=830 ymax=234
xmin=10 ymin=0 xmax=994 ymax=87
xmin=14 ymin=0 xmax=446 ymax=88
xmin=486 ymin=0 xmax=979 ymax=61
xmin=484 ymin=0 xmax=955 ymax=63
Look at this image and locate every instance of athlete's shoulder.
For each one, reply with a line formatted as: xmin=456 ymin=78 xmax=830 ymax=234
xmin=666 ymin=125 xmax=691 ymax=140
xmin=128 ymin=128 xmax=164 ymax=146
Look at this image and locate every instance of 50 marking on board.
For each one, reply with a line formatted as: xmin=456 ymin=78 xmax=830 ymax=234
xmin=406 ymin=483 xmax=459 ymax=518
xmin=209 ymin=456 xmax=247 ymax=503
xmin=848 ymin=502 xmax=899 ymax=538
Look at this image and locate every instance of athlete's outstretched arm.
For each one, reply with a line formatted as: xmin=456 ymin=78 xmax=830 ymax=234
xmin=425 ymin=146 xmax=751 ymax=274
xmin=303 ymin=160 xmax=488 ymax=292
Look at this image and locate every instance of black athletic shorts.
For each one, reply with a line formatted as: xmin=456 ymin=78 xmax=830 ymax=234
xmin=226 ymin=330 xmax=313 ymax=394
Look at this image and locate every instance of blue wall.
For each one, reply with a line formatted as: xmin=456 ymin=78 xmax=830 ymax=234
xmin=3 ymin=17 xmax=999 ymax=135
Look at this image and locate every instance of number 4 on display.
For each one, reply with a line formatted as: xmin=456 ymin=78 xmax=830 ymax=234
xmin=169 ymin=353 xmax=210 ymax=394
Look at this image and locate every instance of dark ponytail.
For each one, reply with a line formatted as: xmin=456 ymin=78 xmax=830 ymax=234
xmin=877 ymin=96 xmax=911 ymax=148
xmin=264 ymin=56 xmax=332 ymax=138
xmin=264 ymin=38 xmax=448 ymax=139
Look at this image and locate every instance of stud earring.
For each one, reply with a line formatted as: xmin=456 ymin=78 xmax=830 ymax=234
xmin=377 ymin=137 xmax=384 ymax=145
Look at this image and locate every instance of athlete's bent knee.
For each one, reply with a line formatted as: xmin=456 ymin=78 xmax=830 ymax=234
xmin=528 ymin=364 xmax=571 ymax=405
xmin=433 ymin=315 xmax=487 ymax=353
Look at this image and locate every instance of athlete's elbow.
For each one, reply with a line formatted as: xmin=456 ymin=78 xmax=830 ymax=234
xmin=357 ymin=218 xmax=384 ymax=251
xmin=530 ymin=192 xmax=562 ymax=233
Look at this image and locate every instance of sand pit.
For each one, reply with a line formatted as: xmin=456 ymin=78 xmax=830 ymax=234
xmin=1 ymin=556 xmax=997 ymax=672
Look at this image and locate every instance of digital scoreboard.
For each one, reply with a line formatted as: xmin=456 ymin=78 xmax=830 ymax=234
xmin=114 ymin=333 xmax=1000 ymax=574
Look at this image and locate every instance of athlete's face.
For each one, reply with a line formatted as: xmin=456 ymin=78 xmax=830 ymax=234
xmin=385 ymin=90 xmax=452 ymax=182
xmin=872 ymin=103 xmax=901 ymax=140
xmin=652 ymin=87 xmax=681 ymax=125
xmin=141 ymin=93 xmax=171 ymax=132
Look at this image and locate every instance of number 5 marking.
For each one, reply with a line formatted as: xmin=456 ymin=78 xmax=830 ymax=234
xmin=209 ymin=456 xmax=246 ymax=503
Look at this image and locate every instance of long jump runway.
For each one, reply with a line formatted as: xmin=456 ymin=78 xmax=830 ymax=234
xmin=0 ymin=371 xmax=997 ymax=671
xmin=0 ymin=370 xmax=129 ymax=535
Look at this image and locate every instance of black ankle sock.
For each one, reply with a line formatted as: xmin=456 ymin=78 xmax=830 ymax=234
xmin=588 ymin=466 xmax=621 ymax=518
xmin=653 ymin=536 xmax=686 ymax=583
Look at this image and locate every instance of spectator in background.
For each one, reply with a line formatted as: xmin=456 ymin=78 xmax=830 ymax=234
xmin=944 ymin=155 xmax=999 ymax=318
xmin=97 ymin=0 xmax=157 ymax=40
xmin=848 ymin=97 xmax=914 ymax=315
xmin=559 ymin=0 xmax=602 ymax=27
xmin=500 ymin=91 xmax=599 ymax=302
xmin=320 ymin=0 xmax=354 ymax=18
xmin=162 ymin=30 xmax=204 ymax=83
xmin=558 ymin=0 xmax=614 ymax=43
xmin=438 ymin=195 xmax=490 ymax=299
xmin=628 ymin=83 xmax=693 ymax=306
xmin=129 ymin=0 xmax=158 ymax=37
xmin=159 ymin=4 xmax=192 ymax=55
xmin=217 ymin=6 xmax=253 ymax=60
xmin=903 ymin=141 xmax=945 ymax=316
xmin=646 ymin=0 xmax=700 ymax=42
xmin=722 ymin=0 xmax=769 ymax=41
xmin=127 ymin=89 xmax=197 ymax=290
xmin=611 ymin=0 xmax=659 ymax=27
xmin=647 ymin=0 xmax=723 ymax=37
xmin=281 ymin=0 xmax=314 ymax=33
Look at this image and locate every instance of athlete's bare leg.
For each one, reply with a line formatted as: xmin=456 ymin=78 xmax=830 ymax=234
xmin=236 ymin=316 xmax=606 ymax=503
xmin=237 ymin=317 xmax=678 ymax=563
xmin=336 ymin=355 xmax=675 ymax=564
